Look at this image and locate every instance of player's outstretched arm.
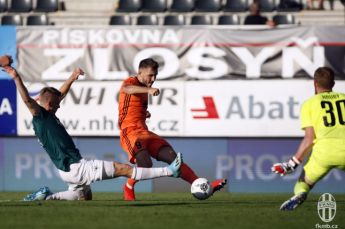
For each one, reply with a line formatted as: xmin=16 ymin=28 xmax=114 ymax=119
xmin=2 ymin=66 xmax=40 ymax=116
xmin=122 ymin=85 xmax=160 ymax=96
xmin=272 ymin=127 xmax=314 ymax=176
xmin=59 ymin=68 xmax=84 ymax=101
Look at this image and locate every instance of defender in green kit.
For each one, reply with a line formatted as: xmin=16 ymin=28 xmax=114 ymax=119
xmin=32 ymin=86 xmax=82 ymax=172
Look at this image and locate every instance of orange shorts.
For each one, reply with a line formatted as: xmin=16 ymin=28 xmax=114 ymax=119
xmin=120 ymin=127 xmax=170 ymax=164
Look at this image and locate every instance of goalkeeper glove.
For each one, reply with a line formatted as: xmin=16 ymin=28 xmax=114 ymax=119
xmin=271 ymin=157 xmax=301 ymax=176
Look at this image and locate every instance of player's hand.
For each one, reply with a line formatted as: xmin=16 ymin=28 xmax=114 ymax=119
xmin=2 ymin=66 xmax=18 ymax=79
xmin=0 ymin=55 xmax=13 ymax=67
xmin=148 ymin=88 xmax=160 ymax=96
xmin=71 ymin=68 xmax=84 ymax=81
xmin=146 ymin=111 xmax=151 ymax=119
xmin=271 ymin=157 xmax=301 ymax=176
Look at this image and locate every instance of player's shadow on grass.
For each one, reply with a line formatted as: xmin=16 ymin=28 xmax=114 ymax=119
xmin=114 ymin=200 xmax=234 ymax=207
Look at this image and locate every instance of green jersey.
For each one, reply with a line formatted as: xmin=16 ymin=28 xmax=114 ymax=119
xmin=301 ymin=92 xmax=345 ymax=177
xmin=300 ymin=91 xmax=345 ymax=165
xmin=301 ymin=91 xmax=345 ymax=140
xmin=32 ymin=106 xmax=82 ymax=172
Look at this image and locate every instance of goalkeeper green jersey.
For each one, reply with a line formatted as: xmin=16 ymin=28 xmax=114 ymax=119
xmin=301 ymin=91 xmax=345 ymax=139
xmin=32 ymin=106 xmax=82 ymax=172
xmin=300 ymin=91 xmax=345 ymax=165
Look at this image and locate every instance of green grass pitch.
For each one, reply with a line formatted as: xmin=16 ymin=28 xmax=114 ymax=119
xmin=0 ymin=192 xmax=344 ymax=229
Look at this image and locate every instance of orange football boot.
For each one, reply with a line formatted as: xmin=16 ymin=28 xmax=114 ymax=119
xmin=123 ymin=183 xmax=135 ymax=201
xmin=211 ymin=178 xmax=227 ymax=193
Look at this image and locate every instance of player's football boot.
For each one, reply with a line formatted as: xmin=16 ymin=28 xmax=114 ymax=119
xmin=211 ymin=178 xmax=227 ymax=193
xmin=167 ymin=152 xmax=183 ymax=178
xmin=123 ymin=183 xmax=136 ymax=201
xmin=280 ymin=192 xmax=307 ymax=211
xmin=23 ymin=186 xmax=52 ymax=201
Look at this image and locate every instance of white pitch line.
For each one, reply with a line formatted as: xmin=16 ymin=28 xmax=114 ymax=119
xmin=0 ymin=200 xmax=12 ymax=202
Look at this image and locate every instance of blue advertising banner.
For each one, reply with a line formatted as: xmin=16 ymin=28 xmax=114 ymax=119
xmin=0 ymin=26 xmax=16 ymax=79
xmin=1 ymin=137 xmax=344 ymax=193
xmin=2 ymin=137 xmax=152 ymax=192
xmin=0 ymin=80 xmax=17 ymax=135
xmin=0 ymin=139 xmax=4 ymax=191
xmin=4 ymin=138 xmax=69 ymax=191
xmin=224 ymin=138 xmax=345 ymax=193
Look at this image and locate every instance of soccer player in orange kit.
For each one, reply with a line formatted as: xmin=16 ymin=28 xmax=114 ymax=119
xmin=118 ymin=58 xmax=227 ymax=200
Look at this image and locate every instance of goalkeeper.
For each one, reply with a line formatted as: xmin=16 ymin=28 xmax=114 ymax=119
xmin=272 ymin=67 xmax=345 ymax=211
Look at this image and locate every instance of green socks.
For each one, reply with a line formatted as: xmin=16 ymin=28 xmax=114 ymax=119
xmin=294 ymin=181 xmax=310 ymax=195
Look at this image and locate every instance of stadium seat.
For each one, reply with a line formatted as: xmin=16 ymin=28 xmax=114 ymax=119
xmin=27 ymin=14 xmax=49 ymax=25
xmin=9 ymin=0 xmax=32 ymax=12
xmin=141 ymin=0 xmax=167 ymax=12
xmin=136 ymin=15 xmax=159 ymax=25
xmin=116 ymin=0 xmax=141 ymax=12
xmin=217 ymin=15 xmax=241 ymax=25
xmin=190 ymin=15 xmax=213 ymax=25
xmin=163 ymin=14 xmax=185 ymax=25
xmin=1 ymin=14 xmax=23 ymax=25
xmin=194 ymin=0 xmax=222 ymax=12
xmin=277 ymin=0 xmax=303 ymax=12
xmin=109 ymin=15 xmax=132 ymax=25
xmin=35 ymin=0 xmax=58 ymax=12
xmin=0 ymin=0 xmax=8 ymax=12
xmin=223 ymin=0 xmax=248 ymax=12
xmin=272 ymin=14 xmax=295 ymax=25
xmin=169 ymin=0 xmax=194 ymax=12
xmin=258 ymin=0 xmax=277 ymax=12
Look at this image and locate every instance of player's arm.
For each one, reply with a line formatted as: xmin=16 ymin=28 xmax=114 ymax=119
xmin=2 ymin=66 xmax=40 ymax=116
xmin=293 ymin=127 xmax=314 ymax=162
xmin=272 ymin=127 xmax=315 ymax=176
xmin=59 ymin=68 xmax=84 ymax=101
xmin=122 ymin=85 xmax=160 ymax=96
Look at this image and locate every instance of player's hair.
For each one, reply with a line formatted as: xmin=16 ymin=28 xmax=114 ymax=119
xmin=39 ymin=87 xmax=61 ymax=103
xmin=249 ymin=2 xmax=260 ymax=14
xmin=138 ymin=58 xmax=159 ymax=71
xmin=314 ymin=67 xmax=335 ymax=90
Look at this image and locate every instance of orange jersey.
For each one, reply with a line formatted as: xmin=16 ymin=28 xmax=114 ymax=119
xmin=118 ymin=77 xmax=148 ymax=130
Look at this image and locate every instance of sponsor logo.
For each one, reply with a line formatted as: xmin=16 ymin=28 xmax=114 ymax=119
xmin=0 ymin=80 xmax=17 ymax=135
xmin=318 ymin=193 xmax=336 ymax=223
xmin=191 ymin=95 xmax=300 ymax=120
xmin=315 ymin=193 xmax=338 ymax=229
xmin=20 ymin=28 xmax=329 ymax=81
xmin=191 ymin=96 xmax=219 ymax=119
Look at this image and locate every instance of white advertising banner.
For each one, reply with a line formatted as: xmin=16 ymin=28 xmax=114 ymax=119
xmin=17 ymin=80 xmax=345 ymax=137
xmin=184 ymin=80 xmax=345 ymax=137
xmin=17 ymin=81 xmax=184 ymax=136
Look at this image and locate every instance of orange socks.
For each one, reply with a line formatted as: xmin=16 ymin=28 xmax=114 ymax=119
xmin=180 ymin=163 xmax=198 ymax=184
xmin=126 ymin=178 xmax=137 ymax=189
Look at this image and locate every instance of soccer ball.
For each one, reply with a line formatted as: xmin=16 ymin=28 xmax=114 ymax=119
xmin=191 ymin=178 xmax=212 ymax=200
